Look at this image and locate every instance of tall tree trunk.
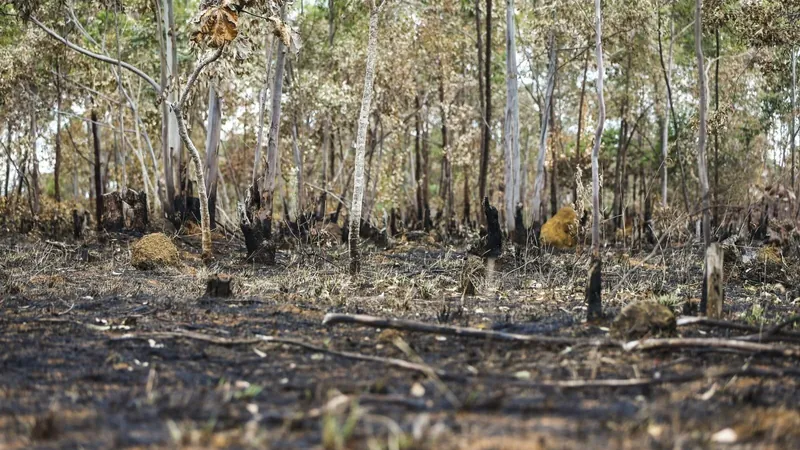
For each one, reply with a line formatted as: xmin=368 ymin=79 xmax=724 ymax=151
xmin=478 ymin=0 xmax=492 ymax=209
xmin=54 ymin=60 xmax=62 ymax=202
xmin=439 ymin=74 xmax=454 ymax=230
xmin=713 ymin=28 xmax=720 ymax=226
xmin=503 ymin=0 xmax=520 ymax=233
xmin=164 ymin=0 xmax=181 ymax=199
xmin=573 ymin=45 xmax=589 ymax=204
xmin=263 ymin=15 xmax=288 ymax=240
xmin=587 ymin=0 xmax=606 ymax=321
xmin=532 ymin=30 xmax=557 ymax=230
xmin=549 ymin=91 xmax=558 ymax=218
xmin=291 ymin=111 xmax=304 ymax=220
xmin=696 ymin=0 xmax=711 ymax=249
xmin=789 ymin=47 xmax=797 ymax=189
xmin=349 ymin=2 xmax=384 ymax=275
xmin=414 ymin=95 xmax=423 ymax=224
xmin=4 ymin=122 xmax=10 ymax=197
xmin=155 ymin=0 xmax=174 ymax=214
xmin=658 ymin=5 xmax=691 ymax=214
xmin=612 ymin=51 xmax=632 ymax=231
xmin=204 ymin=85 xmax=222 ymax=230
xmin=253 ymin=34 xmax=276 ymax=186
xmin=29 ymin=96 xmax=40 ymax=215
xmin=115 ymin=2 xmax=127 ymax=192
xmin=92 ymin=109 xmax=103 ymax=230
xmin=659 ymin=11 xmax=672 ymax=208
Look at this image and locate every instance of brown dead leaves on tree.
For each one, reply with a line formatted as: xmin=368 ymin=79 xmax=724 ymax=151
xmin=192 ymin=1 xmax=239 ymax=48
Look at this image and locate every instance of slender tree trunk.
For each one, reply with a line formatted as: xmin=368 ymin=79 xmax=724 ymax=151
xmin=349 ymin=3 xmax=384 ymax=275
xmin=439 ymin=74 xmax=454 ymax=230
xmin=587 ymin=0 xmax=606 ymax=321
xmin=658 ymin=5 xmax=690 ymax=214
xmin=115 ymin=2 xmax=127 ymax=192
xmin=696 ymin=0 xmax=711 ymax=248
xmin=164 ymin=0 xmax=181 ymax=198
xmin=155 ymin=0 xmax=174 ymax=214
xmin=414 ymin=95 xmax=423 ymax=224
xmin=204 ymin=85 xmax=222 ymax=229
xmin=612 ymin=51 xmax=632 ymax=231
xmin=264 ymin=20 xmax=288 ymax=239
xmin=92 ymin=109 xmax=103 ymax=230
xmin=789 ymin=47 xmax=797 ymax=189
xmin=29 ymin=97 xmax=40 ymax=215
xmin=573 ymin=45 xmax=589 ymax=204
xmin=478 ymin=0 xmax=492 ymax=208
xmin=291 ymin=111 xmax=304 ymax=219
xmin=54 ymin=60 xmax=62 ymax=202
xmin=503 ymin=0 xmax=520 ymax=233
xmin=253 ymin=34 xmax=276 ymax=186
xmin=474 ymin=0 xmax=484 ymax=218
xmin=713 ymin=28 xmax=720 ymax=227
xmin=4 ymin=122 xmax=10 ymax=197
xmin=549 ymin=93 xmax=558 ymax=218
xmin=659 ymin=12 xmax=671 ymax=208
xmin=532 ymin=30 xmax=557 ymax=230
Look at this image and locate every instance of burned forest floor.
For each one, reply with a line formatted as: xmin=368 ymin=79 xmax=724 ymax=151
xmin=2 ymin=228 xmax=800 ymax=449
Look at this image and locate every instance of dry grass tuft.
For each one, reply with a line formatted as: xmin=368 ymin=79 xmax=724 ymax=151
xmin=130 ymin=233 xmax=181 ymax=270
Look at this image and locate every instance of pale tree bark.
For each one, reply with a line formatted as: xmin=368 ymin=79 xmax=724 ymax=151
xmin=29 ymin=93 xmax=40 ymax=215
xmin=350 ymin=1 xmax=386 ymax=275
xmin=204 ymin=85 xmax=222 ymax=229
xmin=291 ymin=112 xmax=305 ymax=220
xmin=169 ymin=47 xmax=225 ymax=260
xmin=264 ymin=16 xmax=287 ymax=227
xmin=164 ymin=0 xmax=181 ymax=197
xmin=253 ymin=33 xmax=275 ymax=186
xmin=503 ymin=0 xmax=520 ymax=233
xmin=789 ymin=47 xmax=797 ymax=189
xmin=532 ymin=30 xmax=557 ymax=230
xmin=587 ymin=0 xmax=606 ymax=321
xmin=154 ymin=1 xmax=174 ymax=213
xmin=695 ymin=0 xmax=710 ymax=249
xmin=660 ymin=10 xmax=673 ymax=207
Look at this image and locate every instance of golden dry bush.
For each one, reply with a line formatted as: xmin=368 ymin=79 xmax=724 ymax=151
xmin=540 ymin=206 xmax=578 ymax=249
xmin=131 ymin=233 xmax=181 ymax=270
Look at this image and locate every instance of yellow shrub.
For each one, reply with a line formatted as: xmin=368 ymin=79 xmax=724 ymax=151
xmin=540 ymin=206 xmax=578 ymax=249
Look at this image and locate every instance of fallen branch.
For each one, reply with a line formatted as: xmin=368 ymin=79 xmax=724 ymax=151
xmin=322 ymin=313 xmax=613 ymax=347
xmin=624 ymin=337 xmax=800 ymax=358
xmin=678 ymin=315 xmax=800 ymax=342
xmin=111 ymin=330 xmax=457 ymax=380
xmin=505 ymin=366 xmax=800 ymax=392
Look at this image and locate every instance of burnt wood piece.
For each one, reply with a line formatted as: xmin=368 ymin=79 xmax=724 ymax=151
xmin=238 ymin=182 xmax=276 ymax=264
xmin=102 ymin=188 xmax=148 ymax=233
xmin=483 ymin=197 xmax=502 ymax=258
xmin=205 ymin=274 xmax=233 ymax=298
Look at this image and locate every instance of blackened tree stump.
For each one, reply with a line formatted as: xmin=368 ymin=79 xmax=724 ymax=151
xmin=206 ymin=274 xmax=233 ymax=298
xmin=101 ymin=188 xmax=148 ymax=233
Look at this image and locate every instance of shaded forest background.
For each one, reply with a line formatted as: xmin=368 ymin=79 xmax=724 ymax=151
xmin=0 ymin=0 xmax=799 ymax=244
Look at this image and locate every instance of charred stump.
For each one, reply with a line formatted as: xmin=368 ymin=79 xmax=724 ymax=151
xmin=72 ymin=209 xmax=90 ymax=239
xmin=700 ymin=243 xmax=724 ymax=318
xmin=586 ymin=256 xmax=603 ymax=321
xmin=238 ymin=182 xmax=276 ymax=264
xmin=101 ymin=188 xmax=148 ymax=233
xmin=205 ymin=274 xmax=233 ymax=298
xmin=513 ymin=202 xmax=527 ymax=258
xmin=483 ymin=197 xmax=502 ymax=258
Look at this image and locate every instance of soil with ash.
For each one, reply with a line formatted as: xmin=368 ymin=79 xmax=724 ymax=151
xmin=1 ymin=231 xmax=800 ymax=449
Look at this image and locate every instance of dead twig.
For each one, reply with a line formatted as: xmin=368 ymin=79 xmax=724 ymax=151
xmin=111 ymin=330 xmax=460 ymax=380
xmin=322 ymin=313 xmax=614 ymax=347
xmin=624 ymin=337 xmax=800 ymax=358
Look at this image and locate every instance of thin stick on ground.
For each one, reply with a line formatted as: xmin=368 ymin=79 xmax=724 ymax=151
xmin=322 ymin=313 xmax=615 ymax=347
xmin=624 ymin=337 xmax=800 ymax=358
xmin=111 ymin=330 xmax=458 ymax=380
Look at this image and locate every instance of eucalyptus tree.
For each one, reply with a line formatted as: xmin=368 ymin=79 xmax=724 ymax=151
xmin=586 ymin=0 xmax=605 ymax=321
xmin=349 ymin=0 xmax=387 ymax=275
xmin=503 ymin=0 xmax=520 ymax=234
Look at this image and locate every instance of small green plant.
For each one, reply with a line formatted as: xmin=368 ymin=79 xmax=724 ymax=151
xmin=655 ymin=293 xmax=684 ymax=314
xmin=322 ymin=399 xmax=362 ymax=450
xmin=743 ymin=302 xmax=766 ymax=325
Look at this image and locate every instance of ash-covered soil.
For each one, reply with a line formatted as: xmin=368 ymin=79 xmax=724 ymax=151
xmin=1 ymin=231 xmax=799 ymax=449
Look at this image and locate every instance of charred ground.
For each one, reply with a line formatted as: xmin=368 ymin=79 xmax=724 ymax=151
xmin=1 ymin=230 xmax=800 ymax=449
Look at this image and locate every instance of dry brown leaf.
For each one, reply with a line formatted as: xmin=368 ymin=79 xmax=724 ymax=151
xmin=192 ymin=5 xmax=239 ymax=48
